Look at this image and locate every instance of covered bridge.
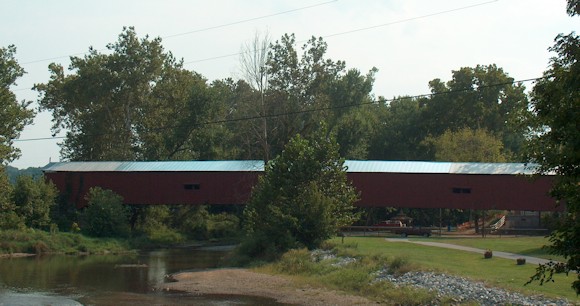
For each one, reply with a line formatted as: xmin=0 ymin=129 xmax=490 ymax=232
xmin=42 ymin=160 xmax=561 ymax=211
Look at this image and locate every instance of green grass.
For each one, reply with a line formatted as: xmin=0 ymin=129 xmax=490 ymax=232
xmin=0 ymin=229 xmax=131 ymax=255
xmin=330 ymin=236 xmax=578 ymax=302
xmin=414 ymin=236 xmax=564 ymax=261
xmin=258 ymin=247 xmax=439 ymax=305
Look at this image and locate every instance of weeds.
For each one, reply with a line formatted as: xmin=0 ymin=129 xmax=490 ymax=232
xmin=263 ymin=241 xmax=437 ymax=304
xmin=0 ymin=229 xmax=130 ymax=255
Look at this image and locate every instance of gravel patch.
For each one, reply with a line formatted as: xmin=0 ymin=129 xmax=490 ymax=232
xmin=310 ymin=249 xmax=357 ymax=267
xmin=372 ymin=269 xmax=572 ymax=305
xmin=310 ymin=249 xmax=572 ymax=305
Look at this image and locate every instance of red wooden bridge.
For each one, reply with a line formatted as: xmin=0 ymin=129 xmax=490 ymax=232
xmin=42 ymin=160 xmax=561 ymax=211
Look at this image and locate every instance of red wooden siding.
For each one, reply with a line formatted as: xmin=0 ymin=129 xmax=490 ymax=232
xmin=348 ymin=172 xmax=559 ymax=211
xmin=45 ymin=170 xmax=561 ymax=211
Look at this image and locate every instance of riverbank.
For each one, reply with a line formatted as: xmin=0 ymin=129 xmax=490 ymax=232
xmin=160 ymin=268 xmax=378 ymax=306
xmin=0 ymin=229 xmax=130 ymax=256
xmin=0 ymin=253 xmax=35 ymax=258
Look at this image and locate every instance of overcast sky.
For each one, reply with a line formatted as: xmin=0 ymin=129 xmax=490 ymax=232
xmin=3 ymin=0 xmax=577 ymax=169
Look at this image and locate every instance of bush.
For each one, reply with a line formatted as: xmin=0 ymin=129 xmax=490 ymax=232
xmin=176 ymin=205 xmax=210 ymax=240
xmin=12 ymin=175 xmax=58 ymax=229
xmin=32 ymin=241 xmax=50 ymax=254
xmin=0 ymin=229 xmax=129 ymax=255
xmin=144 ymin=224 xmax=184 ymax=245
xmin=81 ymin=187 xmax=130 ymax=237
xmin=208 ymin=213 xmax=240 ymax=238
xmin=274 ymin=248 xmax=317 ymax=275
xmin=235 ymin=231 xmax=293 ymax=264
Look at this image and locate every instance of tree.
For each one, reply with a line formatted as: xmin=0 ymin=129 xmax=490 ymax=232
xmin=568 ymin=0 xmax=580 ymax=15
xmin=328 ymin=68 xmax=378 ymax=159
xmin=367 ymin=96 xmax=427 ymax=160
xmin=239 ymin=31 xmax=271 ymax=161
xmin=81 ymin=187 xmax=130 ymax=237
xmin=0 ymin=45 xmax=34 ymax=164
xmin=423 ymin=127 xmax=509 ymax=162
xmin=241 ymin=127 xmax=358 ymax=260
xmin=420 ymin=64 xmax=529 ymax=158
xmin=0 ymin=167 xmax=22 ymax=229
xmin=35 ymin=27 xmax=210 ymax=161
xmin=0 ymin=42 xmax=38 ymax=226
xmin=524 ymin=21 xmax=580 ymax=293
xmin=332 ymin=104 xmax=380 ymax=159
xmin=12 ymin=175 xmax=57 ymax=229
xmin=265 ymin=34 xmax=347 ymax=155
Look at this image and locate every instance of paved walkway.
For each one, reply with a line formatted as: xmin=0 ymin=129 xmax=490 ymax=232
xmin=385 ymin=238 xmax=557 ymax=265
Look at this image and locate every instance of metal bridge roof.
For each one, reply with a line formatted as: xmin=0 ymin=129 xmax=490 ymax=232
xmin=42 ymin=160 xmax=541 ymax=175
xmin=42 ymin=160 xmax=265 ymax=172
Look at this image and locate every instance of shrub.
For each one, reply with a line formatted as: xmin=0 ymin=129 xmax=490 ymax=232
xmin=32 ymin=240 xmax=50 ymax=254
xmin=145 ymin=225 xmax=184 ymax=245
xmin=81 ymin=187 xmax=130 ymax=237
xmin=208 ymin=213 xmax=240 ymax=238
xmin=12 ymin=175 xmax=58 ymax=229
xmin=176 ymin=205 xmax=209 ymax=240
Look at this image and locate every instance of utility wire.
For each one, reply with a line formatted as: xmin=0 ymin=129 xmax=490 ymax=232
xmin=163 ymin=0 xmax=337 ymax=39
xmin=12 ymin=0 xmax=496 ymax=92
xmin=183 ymin=0 xmax=498 ymax=65
xmin=13 ymin=76 xmax=545 ymax=143
xmin=18 ymin=0 xmax=337 ymax=66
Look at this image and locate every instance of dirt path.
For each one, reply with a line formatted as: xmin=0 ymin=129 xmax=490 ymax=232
xmin=159 ymin=268 xmax=379 ymax=306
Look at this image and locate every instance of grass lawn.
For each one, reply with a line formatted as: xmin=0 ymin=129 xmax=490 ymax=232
xmin=331 ymin=236 xmax=579 ymax=302
xmin=414 ymin=236 xmax=565 ymax=261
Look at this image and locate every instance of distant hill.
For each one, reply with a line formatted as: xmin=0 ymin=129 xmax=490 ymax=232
xmin=4 ymin=165 xmax=43 ymax=184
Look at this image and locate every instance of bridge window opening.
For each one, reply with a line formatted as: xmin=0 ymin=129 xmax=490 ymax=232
xmin=184 ymin=184 xmax=200 ymax=190
xmin=452 ymin=187 xmax=471 ymax=194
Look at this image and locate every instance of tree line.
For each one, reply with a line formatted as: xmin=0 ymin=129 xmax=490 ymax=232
xmin=24 ymin=28 xmax=527 ymax=164
xmin=0 ymin=0 xmax=578 ymax=292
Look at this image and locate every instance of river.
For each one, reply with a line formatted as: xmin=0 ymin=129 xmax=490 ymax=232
xmin=0 ymin=247 xmax=288 ymax=305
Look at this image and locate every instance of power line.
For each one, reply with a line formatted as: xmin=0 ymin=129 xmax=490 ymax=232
xmin=162 ymin=0 xmax=337 ymax=39
xmin=18 ymin=0 xmax=337 ymax=66
xmin=183 ymin=0 xmax=498 ymax=65
xmin=13 ymin=76 xmax=545 ymax=143
xmin=11 ymin=0 xmax=496 ymax=92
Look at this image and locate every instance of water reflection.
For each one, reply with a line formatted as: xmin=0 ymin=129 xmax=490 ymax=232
xmin=0 ymin=248 xmax=291 ymax=305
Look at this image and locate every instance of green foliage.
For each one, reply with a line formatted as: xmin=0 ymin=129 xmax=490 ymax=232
xmin=11 ymin=175 xmax=57 ymax=229
xmin=0 ymin=45 xmax=34 ymax=164
xmin=423 ymin=127 xmax=510 ymax=162
xmin=134 ymin=205 xmax=184 ymax=244
xmin=4 ymin=166 xmax=43 ymax=184
xmin=0 ymin=167 xmax=23 ymax=229
xmin=368 ymin=96 xmax=427 ymax=160
xmin=207 ymin=212 xmax=240 ymax=239
xmin=50 ymin=194 xmax=79 ymax=232
xmin=333 ymin=236 xmax=578 ymax=301
xmin=0 ymin=229 xmax=129 ymax=255
xmin=81 ymin=187 xmax=130 ymax=237
xmin=175 ymin=205 xmax=210 ymax=240
xmin=523 ymin=14 xmax=580 ymax=292
xmin=35 ymin=27 xmax=216 ymax=161
xmin=420 ymin=64 xmax=530 ymax=158
xmin=241 ymin=127 xmax=358 ymax=259
xmin=273 ymin=248 xmax=323 ymax=275
xmin=265 ymin=243 xmax=435 ymax=305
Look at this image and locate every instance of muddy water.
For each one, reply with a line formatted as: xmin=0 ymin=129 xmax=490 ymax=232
xmin=0 ymin=248 xmax=288 ymax=305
